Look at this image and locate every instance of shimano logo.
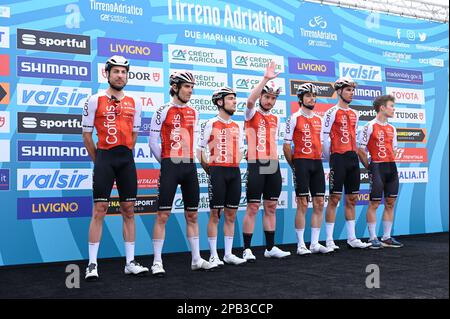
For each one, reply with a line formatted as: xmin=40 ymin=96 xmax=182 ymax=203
xmin=20 ymin=61 xmax=88 ymax=76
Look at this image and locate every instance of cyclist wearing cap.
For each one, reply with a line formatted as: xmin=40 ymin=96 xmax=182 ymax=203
xmin=242 ymin=61 xmax=291 ymax=262
xmin=284 ymin=83 xmax=333 ymax=255
xmin=358 ymin=95 xmax=403 ymax=249
xmin=149 ymin=70 xmax=216 ymax=277
xmin=322 ymin=77 xmax=371 ymax=250
xmin=82 ymin=55 xmax=148 ymax=281
xmin=197 ymin=87 xmax=247 ymax=267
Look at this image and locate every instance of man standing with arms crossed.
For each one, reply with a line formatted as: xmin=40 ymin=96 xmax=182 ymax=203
xmin=358 ymin=95 xmax=404 ymax=249
xmin=149 ymin=71 xmax=215 ymax=277
xmin=284 ymin=83 xmax=333 ymax=255
xmin=242 ymin=61 xmax=291 ymax=262
xmin=83 ymin=55 xmax=149 ymax=281
xmin=198 ymin=87 xmax=247 ymax=266
xmin=322 ymin=77 xmax=371 ymax=250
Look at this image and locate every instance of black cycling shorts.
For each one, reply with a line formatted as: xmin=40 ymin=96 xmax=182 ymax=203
xmin=246 ymin=160 xmax=282 ymax=203
xmin=208 ymin=166 xmax=242 ymax=210
xmin=329 ymin=151 xmax=360 ymax=195
xmin=93 ymin=146 xmax=137 ymax=203
xmin=293 ymin=159 xmax=325 ymax=198
xmin=369 ymin=162 xmax=399 ymax=201
xmin=158 ymin=158 xmax=199 ymax=212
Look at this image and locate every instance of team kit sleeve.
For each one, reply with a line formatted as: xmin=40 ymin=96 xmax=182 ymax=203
xmin=358 ymin=122 xmax=373 ymax=149
xmin=133 ymin=99 xmax=143 ymax=132
xmin=197 ymin=119 xmax=212 ymax=152
xmin=392 ymin=125 xmax=398 ymax=153
xmin=149 ymin=105 xmax=166 ymax=163
xmin=244 ymin=106 xmax=257 ymax=121
xmin=82 ymin=95 xmax=98 ymax=133
xmin=283 ymin=114 xmax=295 ymax=144
xmin=321 ymin=108 xmax=335 ymax=160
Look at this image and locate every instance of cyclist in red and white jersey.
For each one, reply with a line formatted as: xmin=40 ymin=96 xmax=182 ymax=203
xmin=82 ymin=55 xmax=148 ymax=281
xmin=197 ymin=87 xmax=247 ymax=267
xmin=284 ymin=83 xmax=333 ymax=255
xmin=322 ymin=77 xmax=371 ymax=250
xmin=358 ymin=95 xmax=403 ymax=249
xmin=242 ymin=61 xmax=291 ymax=262
xmin=149 ymin=71 xmax=215 ymax=277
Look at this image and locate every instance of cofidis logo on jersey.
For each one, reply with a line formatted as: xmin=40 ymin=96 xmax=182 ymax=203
xmin=97 ymin=37 xmax=162 ymax=61
xmin=17 ymin=84 xmax=91 ymax=108
xmin=17 ymin=56 xmax=91 ymax=81
xmin=339 ymin=62 xmax=382 ymax=82
xmin=17 ymin=196 xmax=92 ymax=220
xmin=0 ymin=169 xmax=9 ymax=191
xmin=17 ymin=141 xmax=90 ymax=162
xmin=17 ymin=29 xmax=90 ymax=55
xmin=17 ymin=169 xmax=91 ymax=191
xmin=288 ymin=58 xmax=335 ymax=76
xmin=169 ymin=44 xmax=227 ymax=68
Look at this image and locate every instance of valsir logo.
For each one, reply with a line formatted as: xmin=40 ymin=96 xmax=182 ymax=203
xmin=339 ymin=62 xmax=382 ymax=82
xmin=17 ymin=84 xmax=91 ymax=107
xmin=17 ymin=169 xmax=92 ymax=191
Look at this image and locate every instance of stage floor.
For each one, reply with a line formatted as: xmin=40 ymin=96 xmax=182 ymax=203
xmin=0 ymin=232 xmax=448 ymax=299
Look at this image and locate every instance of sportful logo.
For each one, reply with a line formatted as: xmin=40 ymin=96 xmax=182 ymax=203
xmin=168 ymin=44 xmax=227 ymax=68
xmin=288 ymin=58 xmax=335 ymax=76
xmin=350 ymin=105 xmax=377 ymax=121
xmin=386 ymin=87 xmax=425 ymax=105
xmin=98 ymin=64 xmax=163 ymax=87
xmin=17 ymin=112 xmax=82 ymax=134
xmin=17 ymin=56 xmax=91 ymax=81
xmin=0 ymin=27 xmax=9 ymax=48
xmin=17 ymin=169 xmax=92 ymax=191
xmin=339 ymin=62 xmax=382 ymax=82
xmin=17 ymin=141 xmax=90 ymax=162
xmin=97 ymin=37 xmax=163 ymax=61
xmin=17 ymin=84 xmax=91 ymax=108
xmin=0 ymin=111 xmax=10 ymax=133
xmin=17 ymin=29 xmax=90 ymax=55
xmin=231 ymin=51 xmax=284 ymax=72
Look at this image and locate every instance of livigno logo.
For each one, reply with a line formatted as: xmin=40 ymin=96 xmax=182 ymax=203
xmin=17 ymin=29 xmax=90 ymax=55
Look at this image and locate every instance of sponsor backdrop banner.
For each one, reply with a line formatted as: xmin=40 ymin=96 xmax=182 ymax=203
xmin=0 ymin=0 xmax=448 ymax=266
